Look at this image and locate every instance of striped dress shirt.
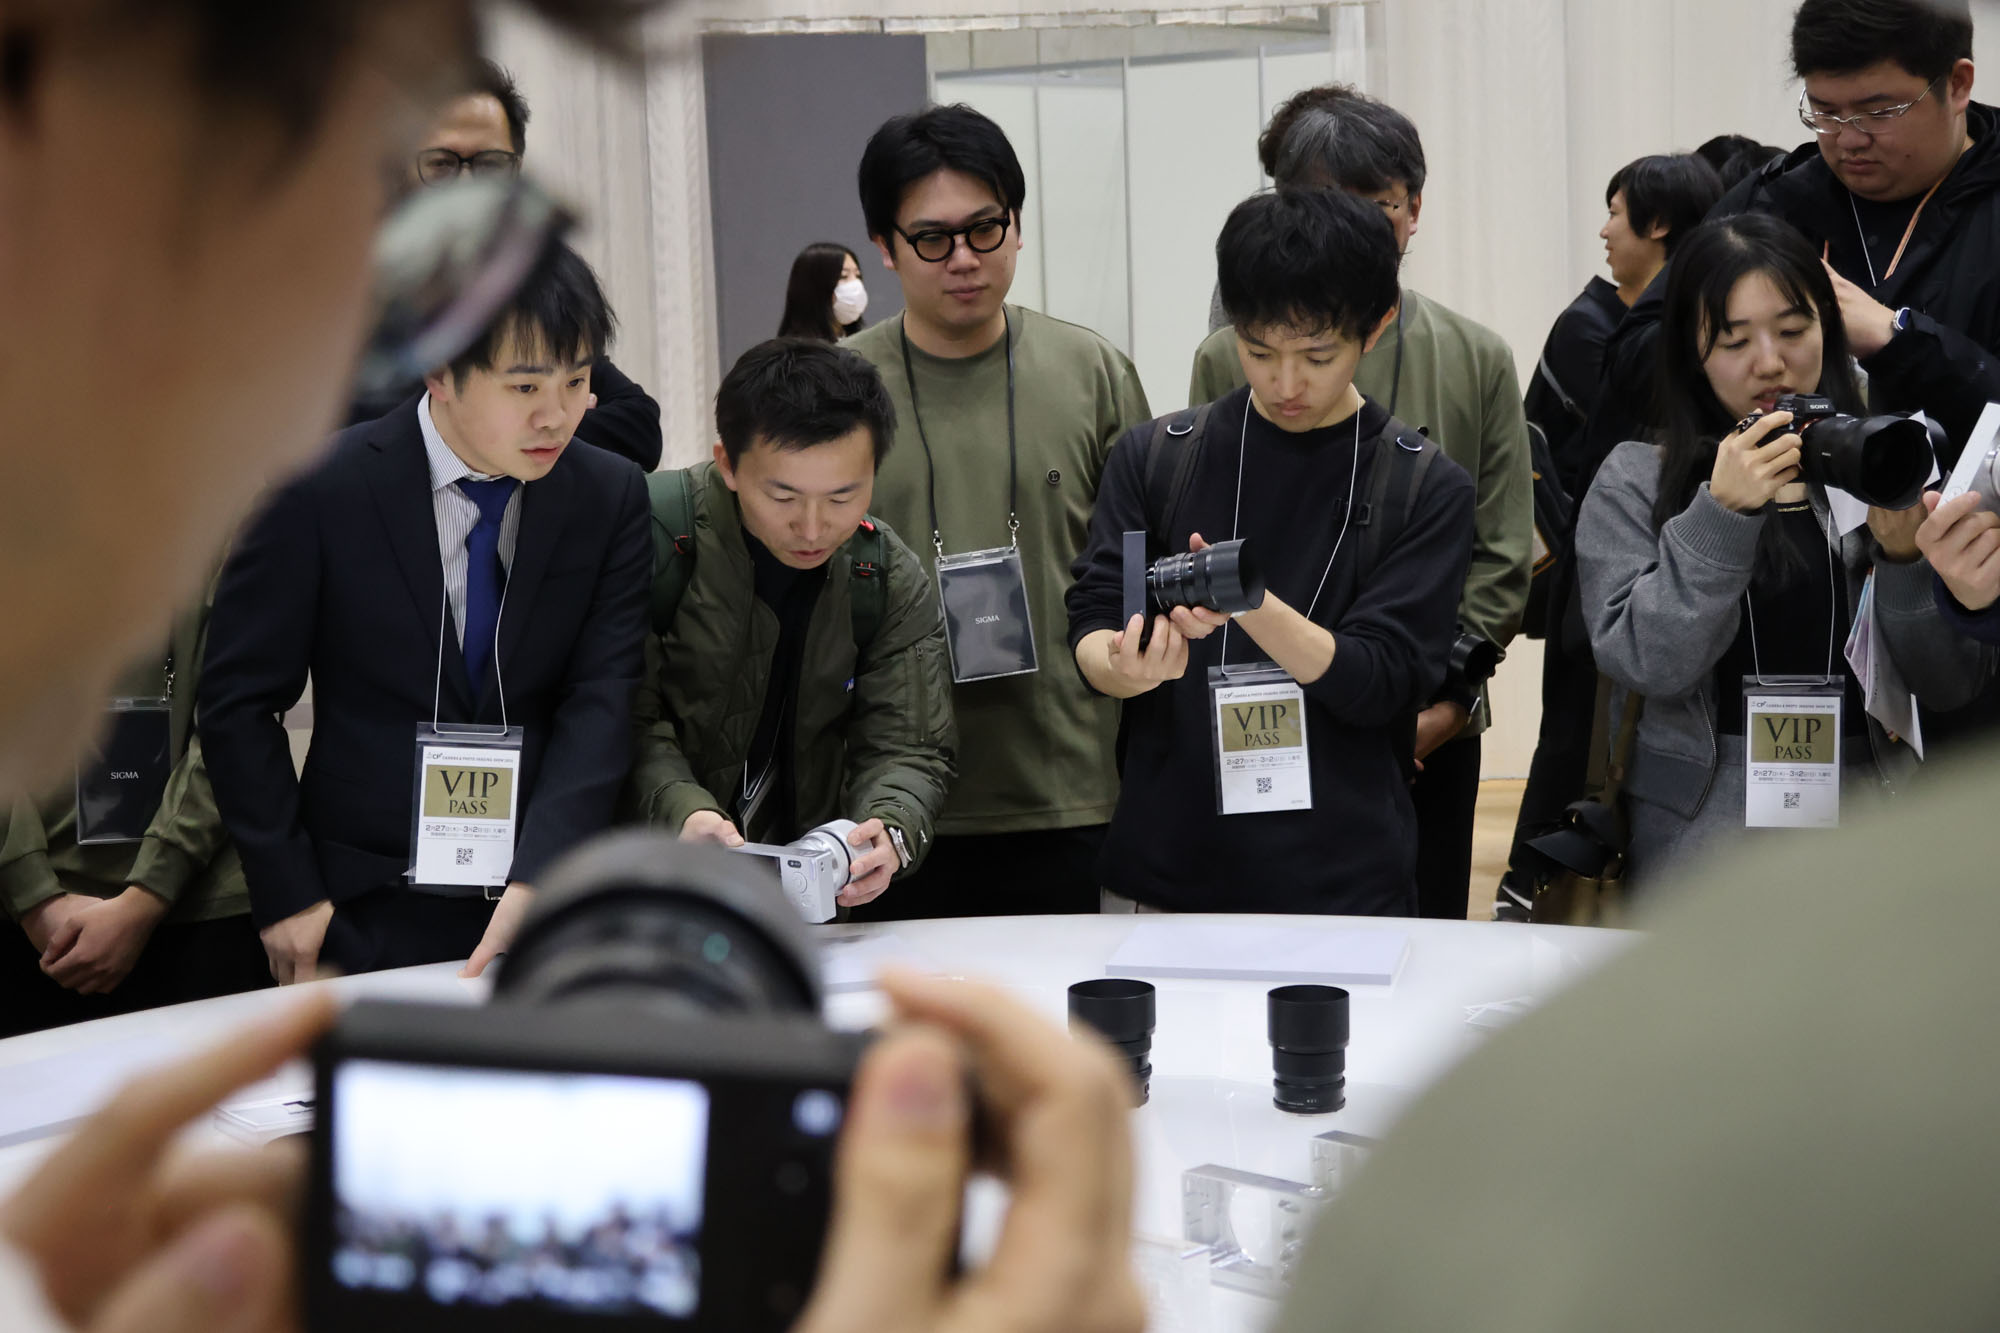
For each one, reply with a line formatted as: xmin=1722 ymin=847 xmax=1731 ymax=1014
xmin=418 ymin=392 xmax=523 ymax=646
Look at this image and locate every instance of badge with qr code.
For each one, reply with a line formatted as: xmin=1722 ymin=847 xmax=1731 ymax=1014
xmin=1209 ymin=666 xmax=1311 ymax=816
xmin=1743 ymin=678 xmax=1841 ymax=829
xmin=407 ymin=724 xmax=524 ymax=887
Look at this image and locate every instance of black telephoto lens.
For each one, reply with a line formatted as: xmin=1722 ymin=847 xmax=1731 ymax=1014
xmin=1268 ymin=984 xmax=1349 ymax=1114
xmin=1796 ymin=414 xmax=1932 ymax=510
xmin=1146 ymin=538 xmax=1268 ymax=615
xmin=1068 ymin=978 xmax=1156 ymax=1106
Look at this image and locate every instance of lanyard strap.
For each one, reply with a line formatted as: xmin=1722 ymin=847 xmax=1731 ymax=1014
xmin=1219 ymin=397 xmax=1362 ymax=669
xmin=1742 ymin=504 xmax=1838 ymax=687
xmin=900 ymin=309 xmax=1018 ymax=558
xmin=1848 ymin=172 xmax=1946 ymax=287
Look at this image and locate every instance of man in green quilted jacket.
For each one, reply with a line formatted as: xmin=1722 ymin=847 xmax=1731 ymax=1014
xmin=626 ymin=339 xmax=956 ymax=911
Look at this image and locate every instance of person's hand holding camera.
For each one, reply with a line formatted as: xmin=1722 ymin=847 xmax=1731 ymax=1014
xmin=1917 ymin=490 xmax=2000 ymax=611
xmin=1710 ymin=410 xmax=1802 ymax=513
xmin=1171 ymin=534 xmax=1236 ymax=642
xmin=796 ymin=969 xmax=1145 ymax=1333
xmin=838 ymin=819 xmax=898 ymax=907
xmin=0 ymin=995 xmax=334 ymax=1333
xmin=680 ymin=809 xmax=746 ymax=848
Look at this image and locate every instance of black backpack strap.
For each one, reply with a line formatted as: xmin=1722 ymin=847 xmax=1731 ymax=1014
xmin=847 ymin=517 xmax=890 ymax=648
xmin=1352 ymin=426 xmax=1439 ymax=578
xmin=1141 ymin=402 xmax=1215 ymax=542
xmin=645 ymin=467 xmax=698 ymax=637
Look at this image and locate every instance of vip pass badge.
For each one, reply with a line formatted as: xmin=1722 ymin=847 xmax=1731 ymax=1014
xmin=1739 ymin=519 xmax=1843 ymax=829
xmin=408 ymin=578 xmax=524 ymax=891
xmin=1211 ymin=666 xmax=1311 ymax=815
xmin=1743 ymin=678 xmax=1842 ymax=829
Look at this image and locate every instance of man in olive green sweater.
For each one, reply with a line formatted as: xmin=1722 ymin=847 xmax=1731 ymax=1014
xmin=628 ymin=340 xmax=956 ymax=912
xmin=1189 ymin=85 xmax=1532 ymax=920
xmin=0 ymin=593 xmax=267 ymax=1036
xmin=843 ymin=104 xmax=1151 ymax=918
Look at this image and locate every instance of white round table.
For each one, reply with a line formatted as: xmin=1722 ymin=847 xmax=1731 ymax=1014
xmin=0 ymin=913 xmax=1635 ymax=1331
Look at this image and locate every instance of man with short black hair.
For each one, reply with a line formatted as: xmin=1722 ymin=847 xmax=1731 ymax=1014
xmin=1070 ymin=189 xmax=1474 ymax=915
xmin=202 ymin=243 xmax=650 ymax=983
xmin=628 ymin=339 xmax=955 ymax=911
xmin=1189 ymin=86 xmax=1532 ymax=921
xmin=345 ymin=57 xmax=665 ymax=470
xmin=842 ymin=104 xmax=1151 ymax=918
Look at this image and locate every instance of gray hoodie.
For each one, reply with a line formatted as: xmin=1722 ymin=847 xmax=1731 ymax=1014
xmin=1576 ymin=441 xmax=1992 ymax=821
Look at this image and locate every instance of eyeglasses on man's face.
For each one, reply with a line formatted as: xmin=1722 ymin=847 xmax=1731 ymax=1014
xmin=895 ymin=214 xmax=1011 ymax=264
xmin=1798 ymin=76 xmax=1944 ymax=137
xmin=416 ymin=147 xmax=523 ymax=185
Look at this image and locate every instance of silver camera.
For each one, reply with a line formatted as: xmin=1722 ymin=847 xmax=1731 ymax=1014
xmin=731 ymin=819 xmax=858 ymax=923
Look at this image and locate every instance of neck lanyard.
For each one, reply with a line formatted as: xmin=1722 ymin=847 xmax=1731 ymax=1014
xmin=1848 ymin=171 xmax=1948 ymax=286
xmin=1219 ymin=395 xmax=1362 ymax=669
xmin=900 ymin=308 xmax=1017 ymax=558
xmin=1742 ymin=503 xmax=1838 ymax=687
xmin=431 ymin=577 xmax=511 ymax=732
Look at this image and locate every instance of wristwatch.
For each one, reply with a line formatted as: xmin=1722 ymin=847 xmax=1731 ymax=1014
xmin=887 ymin=825 xmax=913 ymax=871
xmin=1893 ymin=306 xmax=1914 ymax=335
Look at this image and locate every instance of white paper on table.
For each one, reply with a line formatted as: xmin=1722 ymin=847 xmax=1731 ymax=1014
xmin=213 ymin=1091 xmax=315 ymax=1146
xmin=1106 ymin=922 xmax=1409 ymax=986
xmin=816 ymin=930 xmax=936 ymax=992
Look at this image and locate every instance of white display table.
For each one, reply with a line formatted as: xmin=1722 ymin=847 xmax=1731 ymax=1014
xmin=0 ymin=914 xmax=1635 ymax=1330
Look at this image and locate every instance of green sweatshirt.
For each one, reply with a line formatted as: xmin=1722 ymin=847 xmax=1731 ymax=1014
xmin=845 ymin=306 xmax=1152 ymax=834
xmin=0 ymin=595 xmax=247 ymax=925
xmin=1189 ymin=289 xmax=1533 ymax=733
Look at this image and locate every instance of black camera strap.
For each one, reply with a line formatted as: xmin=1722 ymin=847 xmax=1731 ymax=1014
xmin=1218 ymin=395 xmax=1361 ymax=671
xmin=900 ymin=309 xmax=1017 ymax=559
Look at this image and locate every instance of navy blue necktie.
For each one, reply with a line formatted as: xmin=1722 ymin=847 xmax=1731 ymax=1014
xmin=457 ymin=478 xmax=518 ymax=702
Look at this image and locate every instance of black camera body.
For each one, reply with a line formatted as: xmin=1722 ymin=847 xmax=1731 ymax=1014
xmin=302 ymin=834 xmax=870 ymax=1333
xmin=1756 ymin=392 xmax=1933 ymax=511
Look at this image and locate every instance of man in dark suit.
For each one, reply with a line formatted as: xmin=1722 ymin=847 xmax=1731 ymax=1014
xmin=343 ymin=57 xmax=664 ymax=471
xmin=201 ymin=243 xmax=650 ymax=982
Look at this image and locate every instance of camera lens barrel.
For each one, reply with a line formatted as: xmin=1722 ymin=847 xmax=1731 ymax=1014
xmin=1268 ymin=984 xmax=1349 ymax=1115
xmin=1794 ymin=413 xmax=1932 ymax=511
xmin=1146 ymin=538 xmax=1267 ymax=616
xmin=1068 ymin=978 xmax=1156 ymax=1107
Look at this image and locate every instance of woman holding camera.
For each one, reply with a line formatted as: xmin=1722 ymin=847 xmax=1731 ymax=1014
xmin=1575 ymin=213 xmax=1987 ymax=888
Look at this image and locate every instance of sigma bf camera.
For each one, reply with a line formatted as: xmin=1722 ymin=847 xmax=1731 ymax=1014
xmin=303 ymin=833 xmax=872 ymax=1333
xmin=1746 ymin=393 xmax=1934 ymax=510
xmin=730 ymin=819 xmax=858 ymax=925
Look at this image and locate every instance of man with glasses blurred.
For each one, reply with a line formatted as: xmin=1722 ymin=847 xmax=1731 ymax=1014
xmin=841 ymin=104 xmax=1151 ymax=919
xmin=348 ymin=57 xmax=664 ymax=471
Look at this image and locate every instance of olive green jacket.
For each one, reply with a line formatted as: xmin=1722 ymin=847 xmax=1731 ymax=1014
xmin=626 ymin=464 xmax=956 ymax=869
xmin=0 ymin=590 xmax=248 ymax=925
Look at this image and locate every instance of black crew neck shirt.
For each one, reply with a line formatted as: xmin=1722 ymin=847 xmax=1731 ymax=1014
xmin=1711 ymin=502 xmax=1866 ymax=737
xmin=741 ymin=532 xmax=828 ymax=839
xmin=1066 ymin=387 xmax=1477 ymax=915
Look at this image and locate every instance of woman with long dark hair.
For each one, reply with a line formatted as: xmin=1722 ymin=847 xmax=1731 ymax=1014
xmin=777 ymin=242 xmax=868 ymax=342
xmin=1575 ymin=213 xmax=1986 ymax=887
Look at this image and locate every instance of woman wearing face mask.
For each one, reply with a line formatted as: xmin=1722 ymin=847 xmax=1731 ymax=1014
xmin=778 ymin=242 xmax=869 ymax=342
xmin=1575 ymin=213 xmax=1988 ymax=889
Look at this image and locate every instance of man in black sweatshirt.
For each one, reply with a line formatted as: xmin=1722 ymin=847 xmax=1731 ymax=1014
xmin=1065 ymin=189 xmax=1474 ymax=915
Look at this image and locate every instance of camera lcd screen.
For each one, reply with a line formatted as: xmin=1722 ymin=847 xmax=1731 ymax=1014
xmin=328 ymin=1061 xmax=709 ymax=1320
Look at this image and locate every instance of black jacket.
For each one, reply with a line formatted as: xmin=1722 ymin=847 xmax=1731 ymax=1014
xmin=1525 ymin=276 xmax=1627 ymax=496
xmin=199 ymin=399 xmax=652 ymax=928
xmin=1585 ymin=102 xmax=2000 ymax=486
xmin=345 ymin=356 xmax=664 ymax=472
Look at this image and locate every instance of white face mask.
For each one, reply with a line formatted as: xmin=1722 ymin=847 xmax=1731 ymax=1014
xmin=832 ymin=278 xmax=869 ymax=327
